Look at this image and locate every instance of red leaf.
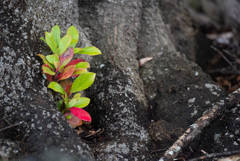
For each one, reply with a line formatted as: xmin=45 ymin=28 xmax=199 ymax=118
xmin=45 ymin=73 xmax=53 ymax=82
xmin=58 ymin=65 xmax=76 ymax=81
xmin=64 ymin=112 xmax=83 ymax=127
xmin=70 ymin=74 xmax=80 ymax=78
xmin=56 ymin=73 xmax=62 ymax=79
xmin=69 ymin=107 xmax=91 ymax=122
xmin=59 ymin=80 xmax=72 ymax=95
xmin=43 ymin=64 xmax=51 ymax=68
xmin=61 ymin=47 xmax=74 ymax=59
xmin=65 ymin=58 xmax=86 ymax=68
xmin=56 ymin=47 xmax=74 ymax=72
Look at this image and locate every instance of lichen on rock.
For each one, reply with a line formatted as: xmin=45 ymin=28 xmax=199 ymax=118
xmin=0 ymin=0 xmax=93 ymax=160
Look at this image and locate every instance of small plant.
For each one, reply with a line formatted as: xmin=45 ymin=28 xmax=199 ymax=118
xmin=37 ymin=25 xmax=101 ymax=127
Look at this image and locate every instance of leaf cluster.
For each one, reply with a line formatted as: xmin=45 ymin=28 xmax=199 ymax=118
xmin=38 ymin=25 xmax=101 ymax=125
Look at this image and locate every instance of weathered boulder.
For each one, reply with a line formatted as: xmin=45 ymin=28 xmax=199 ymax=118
xmin=79 ymin=0 xmax=152 ymax=160
xmin=140 ymin=49 xmax=226 ymax=157
xmin=159 ymin=0 xmax=197 ymax=62
xmin=78 ymin=0 xmax=226 ymax=160
xmin=0 ymin=0 xmax=93 ymax=160
xmin=1 ymin=0 xmax=235 ymax=160
xmin=181 ymin=103 xmax=240 ymax=158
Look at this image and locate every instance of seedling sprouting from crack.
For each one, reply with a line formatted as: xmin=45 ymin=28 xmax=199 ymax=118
xmin=38 ymin=25 xmax=101 ymax=127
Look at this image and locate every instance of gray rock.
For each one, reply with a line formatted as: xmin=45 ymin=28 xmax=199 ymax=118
xmin=1 ymin=0 xmax=234 ymax=160
xmin=79 ymin=0 xmax=151 ymax=160
xmin=159 ymin=0 xmax=197 ymax=62
xmin=78 ymin=0 xmax=225 ymax=160
xmin=0 ymin=0 xmax=93 ymax=160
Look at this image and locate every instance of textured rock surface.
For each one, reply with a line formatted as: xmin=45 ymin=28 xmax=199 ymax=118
xmin=1 ymin=0 xmax=236 ymax=160
xmin=183 ymin=103 xmax=240 ymax=158
xmin=78 ymin=0 xmax=226 ymax=160
xmin=140 ymin=49 xmax=226 ymax=158
xmin=79 ymin=0 xmax=151 ymax=160
xmin=0 ymin=0 xmax=93 ymax=160
xmin=138 ymin=0 xmax=175 ymax=59
xmin=159 ymin=0 xmax=197 ymax=62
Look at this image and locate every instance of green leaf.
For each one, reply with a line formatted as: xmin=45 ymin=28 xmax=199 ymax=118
xmin=45 ymin=32 xmax=57 ymax=54
xmin=46 ymin=54 xmax=59 ymax=66
xmin=74 ymin=97 xmax=90 ymax=108
xmin=57 ymin=100 xmax=63 ymax=111
xmin=63 ymin=92 xmax=69 ymax=105
xmin=42 ymin=65 xmax=55 ymax=75
xmin=37 ymin=54 xmax=49 ymax=65
xmin=51 ymin=25 xmax=61 ymax=47
xmin=54 ymin=61 xmax=59 ymax=69
xmin=73 ymin=93 xmax=81 ymax=100
xmin=48 ymin=63 xmax=55 ymax=70
xmin=74 ymin=48 xmax=82 ymax=54
xmin=67 ymin=26 xmax=79 ymax=48
xmin=69 ymin=39 xmax=78 ymax=48
xmin=75 ymin=46 xmax=101 ymax=56
xmin=67 ymin=115 xmax=72 ymax=119
xmin=48 ymin=81 xmax=66 ymax=95
xmin=40 ymin=37 xmax=47 ymax=44
xmin=70 ymin=72 xmax=96 ymax=93
xmin=68 ymin=98 xmax=77 ymax=108
xmin=59 ymin=34 xmax=72 ymax=55
xmin=75 ymin=62 xmax=90 ymax=68
xmin=72 ymin=68 xmax=87 ymax=75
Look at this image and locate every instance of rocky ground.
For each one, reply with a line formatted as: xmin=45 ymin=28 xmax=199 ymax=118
xmin=0 ymin=0 xmax=239 ymax=160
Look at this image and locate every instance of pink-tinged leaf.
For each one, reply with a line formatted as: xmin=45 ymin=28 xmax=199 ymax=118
xmin=56 ymin=72 xmax=61 ymax=79
xmin=71 ymin=74 xmax=80 ymax=78
xmin=57 ymin=68 xmax=63 ymax=73
xmin=65 ymin=58 xmax=86 ymax=68
xmin=59 ymin=79 xmax=72 ymax=96
xmin=42 ymin=64 xmax=55 ymax=75
xmin=54 ymin=61 xmax=59 ymax=69
xmin=42 ymin=64 xmax=51 ymax=68
xmin=59 ymin=47 xmax=74 ymax=69
xmin=69 ymin=107 xmax=91 ymax=122
xmin=61 ymin=47 xmax=73 ymax=59
xmin=64 ymin=112 xmax=83 ymax=128
xmin=58 ymin=65 xmax=76 ymax=81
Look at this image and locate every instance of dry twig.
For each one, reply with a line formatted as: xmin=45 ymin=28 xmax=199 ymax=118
xmin=0 ymin=122 xmax=22 ymax=132
xmin=159 ymin=88 xmax=240 ymax=161
xmin=187 ymin=150 xmax=240 ymax=161
xmin=211 ymin=46 xmax=240 ymax=74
